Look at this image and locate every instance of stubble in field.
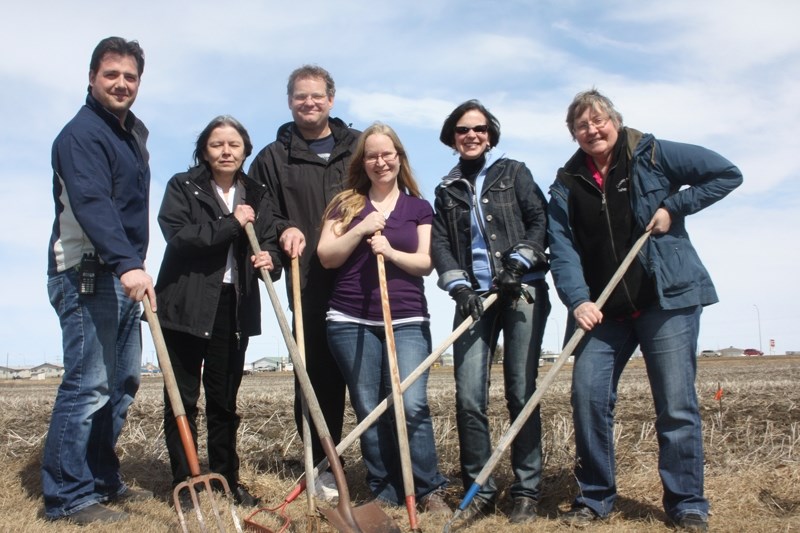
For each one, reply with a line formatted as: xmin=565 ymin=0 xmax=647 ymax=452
xmin=0 ymin=356 xmax=797 ymax=532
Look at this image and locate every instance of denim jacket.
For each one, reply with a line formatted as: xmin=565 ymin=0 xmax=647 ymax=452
xmin=548 ymin=128 xmax=743 ymax=313
xmin=432 ymin=156 xmax=548 ymax=291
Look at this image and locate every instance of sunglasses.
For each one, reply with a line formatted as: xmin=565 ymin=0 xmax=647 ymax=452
xmin=455 ymin=125 xmax=489 ymax=135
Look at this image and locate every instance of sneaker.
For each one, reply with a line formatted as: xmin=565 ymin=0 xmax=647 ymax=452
xmin=452 ymin=496 xmax=493 ymax=528
xmin=673 ymin=512 xmax=708 ymax=532
xmin=561 ymin=505 xmax=599 ymax=527
xmin=232 ymin=484 xmax=261 ymax=507
xmin=68 ymin=503 xmax=129 ymax=524
xmin=111 ymin=486 xmax=154 ymax=504
xmin=419 ymin=489 xmax=452 ymax=517
xmin=314 ymin=471 xmax=339 ymax=502
xmin=508 ymin=496 xmax=538 ymax=524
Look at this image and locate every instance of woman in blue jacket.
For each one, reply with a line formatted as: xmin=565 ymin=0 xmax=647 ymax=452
xmin=548 ymin=89 xmax=742 ymax=532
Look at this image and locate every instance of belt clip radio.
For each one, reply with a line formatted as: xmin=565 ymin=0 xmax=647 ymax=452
xmin=79 ymin=253 xmax=98 ymax=295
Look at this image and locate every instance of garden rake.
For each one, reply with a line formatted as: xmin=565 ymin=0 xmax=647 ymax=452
xmin=244 ymin=257 xmax=316 ymax=533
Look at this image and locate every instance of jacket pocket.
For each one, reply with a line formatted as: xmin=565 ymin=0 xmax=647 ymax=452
xmin=487 ymin=177 xmax=515 ymax=206
xmin=653 ymin=237 xmax=697 ymax=298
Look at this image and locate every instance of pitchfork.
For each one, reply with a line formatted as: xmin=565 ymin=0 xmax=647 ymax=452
xmin=143 ymin=297 xmax=243 ymax=533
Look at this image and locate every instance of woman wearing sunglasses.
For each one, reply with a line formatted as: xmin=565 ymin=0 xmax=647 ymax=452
xmin=431 ymin=100 xmax=551 ymax=527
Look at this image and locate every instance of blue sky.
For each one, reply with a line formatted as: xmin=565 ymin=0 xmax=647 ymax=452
xmin=1 ymin=0 xmax=798 ymax=367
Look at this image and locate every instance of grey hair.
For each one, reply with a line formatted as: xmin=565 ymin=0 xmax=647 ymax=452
xmin=565 ymin=88 xmax=623 ymax=140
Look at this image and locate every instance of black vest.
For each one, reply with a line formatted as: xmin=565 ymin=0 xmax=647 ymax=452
xmin=562 ymin=132 xmax=657 ymax=317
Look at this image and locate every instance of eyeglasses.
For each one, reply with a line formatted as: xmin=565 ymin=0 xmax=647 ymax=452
xmin=574 ymin=116 xmax=610 ymax=134
xmin=454 ymin=125 xmax=489 ymax=135
xmin=292 ymin=93 xmax=328 ymax=104
xmin=364 ymin=151 xmax=399 ymax=165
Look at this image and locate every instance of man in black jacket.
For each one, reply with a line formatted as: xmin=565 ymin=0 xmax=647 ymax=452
xmin=248 ymin=65 xmax=359 ymax=500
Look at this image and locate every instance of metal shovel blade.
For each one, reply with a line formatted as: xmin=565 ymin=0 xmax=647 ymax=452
xmin=319 ymin=501 xmax=401 ymax=533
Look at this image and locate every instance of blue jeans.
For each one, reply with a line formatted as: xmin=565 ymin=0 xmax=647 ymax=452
xmin=43 ymin=269 xmax=142 ymax=518
xmin=327 ymin=320 xmax=447 ymax=505
xmin=453 ymin=281 xmax=550 ymax=502
xmin=570 ymin=305 xmax=708 ymax=522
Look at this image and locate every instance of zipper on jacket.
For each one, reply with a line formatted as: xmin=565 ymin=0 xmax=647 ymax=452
xmin=563 ymin=169 xmax=638 ymax=313
xmin=600 ymin=174 xmax=638 ymax=313
xmin=461 ymin=177 xmax=497 ymax=280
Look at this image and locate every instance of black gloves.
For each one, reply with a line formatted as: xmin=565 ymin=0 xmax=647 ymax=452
xmin=496 ymin=257 xmax=527 ymax=298
xmin=450 ymin=285 xmax=484 ymax=321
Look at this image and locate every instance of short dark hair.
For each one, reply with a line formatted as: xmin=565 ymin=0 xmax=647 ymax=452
xmin=90 ymin=36 xmax=145 ymax=76
xmin=193 ymin=115 xmax=253 ymax=167
xmin=287 ymin=65 xmax=335 ymax=97
xmin=439 ymin=99 xmax=501 ymax=149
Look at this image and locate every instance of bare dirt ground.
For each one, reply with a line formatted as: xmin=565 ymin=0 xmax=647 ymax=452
xmin=0 ymin=355 xmax=798 ymax=532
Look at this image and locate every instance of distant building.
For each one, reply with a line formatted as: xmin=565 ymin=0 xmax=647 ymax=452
xmin=0 ymin=366 xmax=15 ymax=380
xmin=30 ymin=363 xmax=64 ymax=379
xmin=250 ymin=357 xmax=279 ymax=372
xmin=141 ymin=362 xmax=160 ymax=376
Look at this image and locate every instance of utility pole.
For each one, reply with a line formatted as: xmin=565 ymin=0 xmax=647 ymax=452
xmin=753 ymin=304 xmax=763 ymax=354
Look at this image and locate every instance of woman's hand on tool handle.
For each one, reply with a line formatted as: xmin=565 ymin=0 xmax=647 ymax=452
xmin=574 ymin=301 xmax=603 ymax=331
xmin=233 ymin=205 xmax=256 ymax=227
xmin=646 ymin=207 xmax=672 ymax=235
xmin=368 ymin=233 xmax=394 ymax=261
xmin=251 ymin=251 xmax=274 ymax=271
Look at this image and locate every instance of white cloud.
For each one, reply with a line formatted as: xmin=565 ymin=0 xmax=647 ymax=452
xmin=0 ymin=0 xmax=797 ymax=364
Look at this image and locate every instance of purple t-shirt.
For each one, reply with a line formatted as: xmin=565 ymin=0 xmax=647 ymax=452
xmin=327 ymin=192 xmax=433 ymax=321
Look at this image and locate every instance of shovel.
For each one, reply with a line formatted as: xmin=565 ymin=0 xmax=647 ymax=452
xmin=443 ymin=230 xmax=651 ymax=533
xmin=376 ymin=238 xmax=421 ymax=532
xmin=244 ymin=223 xmax=400 ymax=533
xmin=253 ymin=293 xmax=499 ymax=529
xmin=142 ymin=297 xmax=243 ymax=533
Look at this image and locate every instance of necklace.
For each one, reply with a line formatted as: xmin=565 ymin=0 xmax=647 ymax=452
xmin=369 ymin=189 xmax=399 ymax=220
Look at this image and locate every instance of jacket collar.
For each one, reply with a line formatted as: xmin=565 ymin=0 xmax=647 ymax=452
xmin=275 ymin=116 xmax=354 ymax=150
xmin=85 ymin=92 xmax=139 ymax=134
xmin=185 ymin=164 xmax=262 ymax=197
xmin=440 ymin=154 xmax=506 ymax=189
xmin=563 ymin=127 xmax=643 ymax=175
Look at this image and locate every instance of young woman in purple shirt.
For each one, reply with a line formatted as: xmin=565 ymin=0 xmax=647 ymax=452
xmin=317 ymin=122 xmax=449 ymax=514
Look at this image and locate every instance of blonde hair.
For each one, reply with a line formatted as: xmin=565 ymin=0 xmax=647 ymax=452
xmin=322 ymin=122 xmax=423 ymax=235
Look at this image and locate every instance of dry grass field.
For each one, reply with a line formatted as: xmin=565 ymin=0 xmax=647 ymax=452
xmin=0 ymin=355 xmax=798 ymax=532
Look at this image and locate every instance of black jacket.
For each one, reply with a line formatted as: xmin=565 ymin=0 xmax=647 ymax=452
xmin=431 ymin=157 xmax=548 ymax=291
xmin=155 ymin=164 xmax=281 ymax=338
xmin=247 ymin=117 xmax=359 ymax=310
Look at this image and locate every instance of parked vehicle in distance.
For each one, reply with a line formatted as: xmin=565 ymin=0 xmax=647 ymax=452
xmin=743 ymin=348 xmax=764 ymax=356
xmin=700 ymin=350 xmax=721 ymax=357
